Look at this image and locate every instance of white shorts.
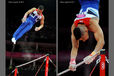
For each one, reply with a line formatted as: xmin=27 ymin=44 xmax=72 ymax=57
xmin=74 ymin=7 xmax=99 ymax=21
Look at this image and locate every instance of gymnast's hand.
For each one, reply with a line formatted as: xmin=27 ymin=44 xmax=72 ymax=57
xmin=35 ymin=27 xmax=40 ymax=31
xmin=22 ymin=17 xmax=26 ymax=23
xmin=69 ymin=59 xmax=76 ymax=71
xmin=83 ymin=51 xmax=97 ymax=64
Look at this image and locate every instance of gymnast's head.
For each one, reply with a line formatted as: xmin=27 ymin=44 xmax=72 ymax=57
xmin=37 ymin=5 xmax=44 ymax=14
xmin=73 ymin=24 xmax=89 ymax=42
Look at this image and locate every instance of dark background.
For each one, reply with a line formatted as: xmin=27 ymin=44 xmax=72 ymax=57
xmin=6 ymin=0 xmax=56 ymax=76
xmin=58 ymin=0 xmax=109 ymax=76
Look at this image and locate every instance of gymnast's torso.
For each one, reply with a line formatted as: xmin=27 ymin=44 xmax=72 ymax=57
xmin=28 ymin=9 xmax=43 ymax=23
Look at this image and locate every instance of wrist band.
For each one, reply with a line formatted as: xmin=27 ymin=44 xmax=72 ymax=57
xmin=89 ymin=51 xmax=96 ymax=56
xmin=70 ymin=58 xmax=76 ymax=64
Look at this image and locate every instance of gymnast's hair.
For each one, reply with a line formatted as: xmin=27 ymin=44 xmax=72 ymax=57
xmin=73 ymin=27 xmax=82 ymax=40
xmin=38 ymin=5 xmax=44 ymax=10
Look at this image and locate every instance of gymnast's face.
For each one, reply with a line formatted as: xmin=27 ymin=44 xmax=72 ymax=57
xmin=37 ymin=9 xmax=43 ymax=15
xmin=79 ymin=30 xmax=89 ymax=42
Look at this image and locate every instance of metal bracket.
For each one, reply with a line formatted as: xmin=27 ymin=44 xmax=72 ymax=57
xmin=96 ymin=55 xmax=109 ymax=65
xmin=105 ymin=56 xmax=109 ymax=64
xmin=96 ymin=56 xmax=101 ymax=65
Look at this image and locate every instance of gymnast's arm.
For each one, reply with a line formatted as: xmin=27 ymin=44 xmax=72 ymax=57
xmin=22 ymin=7 xmax=36 ymax=22
xmin=70 ymin=23 xmax=79 ymax=61
xmin=93 ymin=23 xmax=105 ymax=54
xmin=35 ymin=15 xmax=45 ymax=31
xmin=83 ymin=19 xmax=105 ymax=64
xmin=68 ymin=24 xmax=79 ymax=71
xmin=88 ymin=18 xmax=105 ymax=55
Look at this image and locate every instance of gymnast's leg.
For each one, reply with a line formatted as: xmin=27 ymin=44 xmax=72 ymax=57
xmin=11 ymin=19 xmax=33 ymax=44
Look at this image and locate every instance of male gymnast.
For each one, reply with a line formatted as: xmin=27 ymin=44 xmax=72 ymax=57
xmin=69 ymin=0 xmax=105 ymax=71
xmin=11 ymin=5 xmax=45 ymax=44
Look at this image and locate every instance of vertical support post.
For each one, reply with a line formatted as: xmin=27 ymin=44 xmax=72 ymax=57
xmin=100 ymin=49 xmax=106 ymax=76
xmin=45 ymin=56 xmax=49 ymax=76
xmin=14 ymin=68 xmax=17 ymax=76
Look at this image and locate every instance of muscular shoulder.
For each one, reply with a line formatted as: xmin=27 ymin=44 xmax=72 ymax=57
xmin=89 ymin=18 xmax=100 ymax=32
xmin=30 ymin=7 xmax=37 ymax=11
